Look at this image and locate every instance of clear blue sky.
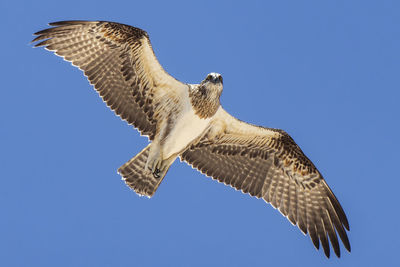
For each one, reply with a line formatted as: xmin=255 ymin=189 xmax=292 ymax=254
xmin=1 ymin=1 xmax=399 ymax=266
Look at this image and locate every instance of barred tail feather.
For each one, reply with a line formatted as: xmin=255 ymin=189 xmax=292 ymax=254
xmin=118 ymin=145 xmax=166 ymax=197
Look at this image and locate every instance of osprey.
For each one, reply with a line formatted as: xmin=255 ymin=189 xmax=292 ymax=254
xmin=33 ymin=21 xmax=350 ymax=258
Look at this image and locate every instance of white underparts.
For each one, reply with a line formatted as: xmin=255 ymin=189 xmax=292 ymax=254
xmin=162 ymin=107 xmax=211 ymax=159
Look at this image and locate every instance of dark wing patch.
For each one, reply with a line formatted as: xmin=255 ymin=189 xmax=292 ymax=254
xmin=181 ymin=110 xmax=350 ymax=258
xmin=33 ymin=21 xmax=186 ymax=139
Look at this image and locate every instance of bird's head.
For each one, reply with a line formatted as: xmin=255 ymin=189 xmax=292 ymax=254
xmin=190 ymin=73 xmax=223 ymax=118
xmin=203 ymin=72 xmax=223 ymax=84
xmin=199 ymin=72 xmax=223 ymax=99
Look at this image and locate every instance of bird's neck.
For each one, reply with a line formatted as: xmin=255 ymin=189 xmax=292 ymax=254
xmin=189 ymin=85 xmax=220 ymax=119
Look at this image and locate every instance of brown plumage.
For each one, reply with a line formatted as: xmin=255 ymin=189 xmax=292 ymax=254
xmin=32 ymin=20 xmax=185 ymax=140
xmin=181 ymin=109 xmax=350 ymax=258
xmin=189 ymin=83 xmax=222 ymax=118
xmin=32 ymin=20 xmax=350 ymax=258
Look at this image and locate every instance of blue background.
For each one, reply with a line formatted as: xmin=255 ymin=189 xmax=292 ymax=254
xmin=2 ymin=1 xmax=399 ymax=266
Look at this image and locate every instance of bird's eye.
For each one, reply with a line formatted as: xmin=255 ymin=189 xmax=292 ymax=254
xmin=219 ymin=76 xmax=223 ymax=83
xmin=206 ymin=75 xmax=212 ymax=81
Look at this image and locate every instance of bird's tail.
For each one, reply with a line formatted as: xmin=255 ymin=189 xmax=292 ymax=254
xmin=118 ymin=144 xmax=169 ymax=197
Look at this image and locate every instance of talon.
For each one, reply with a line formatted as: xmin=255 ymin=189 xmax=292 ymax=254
xmin=152 ymin=159 xmax=160 ymax=174
xmin=153 ymin=169 xmax=161 ymax=178
xmin=153 ymin=168 xmax=161 ymax=178
xmin=146 ymin=145 xmax=165 ymax=179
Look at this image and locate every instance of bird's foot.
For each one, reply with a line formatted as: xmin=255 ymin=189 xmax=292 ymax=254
xmin=146 ymin=145 xmax=166 ymax=179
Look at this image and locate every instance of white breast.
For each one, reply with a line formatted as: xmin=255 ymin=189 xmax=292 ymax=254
xmin=162 ymin=107 xmax=211 ymax=159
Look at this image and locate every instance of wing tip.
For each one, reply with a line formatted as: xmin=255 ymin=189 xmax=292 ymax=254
xmin=48 ymin=20 xmax=94 ymax=26
xmin=343 ymin=237 xmax=351 ymax=252
xmin=32 ymin=20 xmax=98 ymax=42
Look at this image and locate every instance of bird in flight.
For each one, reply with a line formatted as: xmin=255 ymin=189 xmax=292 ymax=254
xmin=32 ymin=20 xmax=350 ymax=258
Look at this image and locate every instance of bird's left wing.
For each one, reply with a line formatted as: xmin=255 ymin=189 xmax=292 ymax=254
xmin=181 ymin=108 xmax=350 ymax=258
xmin=32 ymin=21 xmax=188 ymax=140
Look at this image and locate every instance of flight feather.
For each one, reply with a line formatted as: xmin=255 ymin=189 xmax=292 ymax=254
xmin=181 ymin=108 xmax=350 ymax=257
xmin=33 ymin=20 xmax=187 ymax=139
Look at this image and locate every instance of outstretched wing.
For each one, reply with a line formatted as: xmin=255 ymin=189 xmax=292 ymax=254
xmin=32 ymin=20 xmax=188 ymax=139
xmin=181 ymin=108 xmax=350 ymax=258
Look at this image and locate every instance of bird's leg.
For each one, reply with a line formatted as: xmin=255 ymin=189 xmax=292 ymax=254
xmin=145 ymin=118 xmax=177 ymax=178
xmin=156 ymin=156 xmax=176 ymax=179
xmin=145 ymin=142 xmax=176 ymax=179
xmin=145 ymin=142 xmax=163 ymax=178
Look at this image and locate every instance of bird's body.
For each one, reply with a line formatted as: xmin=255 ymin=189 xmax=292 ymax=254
xmin=33 ymin=20 xmax=350 ymax=258
xmin=160 ymin=100 xmax=211 ymax=159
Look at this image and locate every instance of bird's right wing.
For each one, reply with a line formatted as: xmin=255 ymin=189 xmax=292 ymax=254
xmin=33 ymin=20 xmax=188 ymax=140
xmin=181 ymin=108 xmax=350 ymax=257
